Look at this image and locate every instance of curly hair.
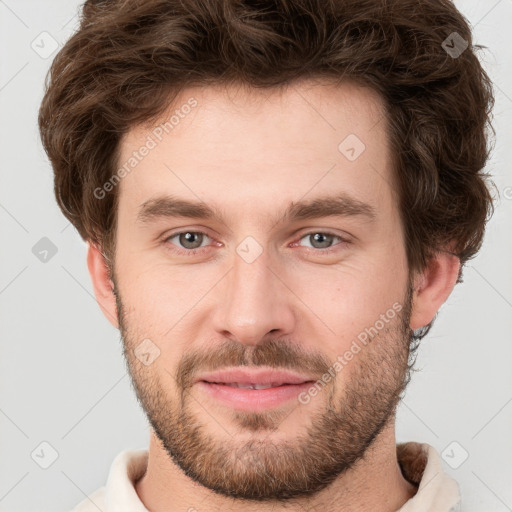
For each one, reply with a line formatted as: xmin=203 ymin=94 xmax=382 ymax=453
xmin=38 ymin=0 xmax=495 ymax=288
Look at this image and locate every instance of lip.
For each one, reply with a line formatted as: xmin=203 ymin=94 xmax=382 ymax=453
xmin=197 ymin=381 xmax=314 ymax=412
xmin=194 ymin=368 xmax=316 ymax=412
xmin=195 ymin=368 xmax=316 ymax=386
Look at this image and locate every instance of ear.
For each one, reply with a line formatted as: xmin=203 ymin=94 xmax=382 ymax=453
xmin=86 ymin=242 xmax=119 ymax=329
xmin=409 ymin=250 xmax=461 ymax=330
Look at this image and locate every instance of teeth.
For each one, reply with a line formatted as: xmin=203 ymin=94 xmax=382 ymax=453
xmin=224 ymin=383 xmax=281 ymax=389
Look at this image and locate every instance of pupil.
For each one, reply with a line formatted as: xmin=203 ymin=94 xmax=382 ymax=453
xmin=181 ymin=232 xmax=202 ymax=249
xmin=312 ymin=233 xmax=331 ymax=248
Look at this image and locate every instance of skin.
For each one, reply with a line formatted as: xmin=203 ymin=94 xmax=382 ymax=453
xmin=87 ymin=79 xmax=460 ymax=512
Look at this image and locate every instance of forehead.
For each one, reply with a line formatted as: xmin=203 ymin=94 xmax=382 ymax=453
xmin=116 ymin=79 xmax=396 ymax=222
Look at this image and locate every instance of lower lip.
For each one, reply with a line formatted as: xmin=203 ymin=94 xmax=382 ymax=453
xmin=196 ymin=381 xmax=313 ymax=412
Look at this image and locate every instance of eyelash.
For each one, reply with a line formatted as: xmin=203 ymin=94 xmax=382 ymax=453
xmin=162 ymin=230 xmax=350 ymax=256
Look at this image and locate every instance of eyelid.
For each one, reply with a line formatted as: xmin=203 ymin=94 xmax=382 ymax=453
xmin=292 ymin=230 xmax=351 ymax=253
xmin=294 ymin=227 xmax=353 ymax=242
xmin=162 ymin=229 xmax=216 ymax=253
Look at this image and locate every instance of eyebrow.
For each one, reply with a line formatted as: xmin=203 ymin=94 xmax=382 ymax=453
xmin=136 ymin=193 xmax=377 ymax=226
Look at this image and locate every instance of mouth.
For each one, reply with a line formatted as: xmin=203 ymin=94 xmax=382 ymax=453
xmin=195 ymin=368 xmax=316 ymax=412
xmin=195 ymin=368 xmax=316 ymax=386
xmin=203 ymin=382 xmax=302 ymax=389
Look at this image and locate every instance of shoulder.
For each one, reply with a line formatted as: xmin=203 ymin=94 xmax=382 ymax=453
xmin=68 ymin=449 xmax=148 ymax=512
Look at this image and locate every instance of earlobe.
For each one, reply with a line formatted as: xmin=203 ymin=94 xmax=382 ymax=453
xmin=409 ymin=250 xmax=461 ymax=331
xmin=86 ymin=242 xmax=119 ymax=329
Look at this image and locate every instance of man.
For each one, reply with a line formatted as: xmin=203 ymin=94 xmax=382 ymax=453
xmin=38 ymin=0 xmax=494 ymax=510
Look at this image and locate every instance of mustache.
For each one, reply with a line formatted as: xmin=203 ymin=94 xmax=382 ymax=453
xmin=175 ymin=338 xmax=332 ymax=390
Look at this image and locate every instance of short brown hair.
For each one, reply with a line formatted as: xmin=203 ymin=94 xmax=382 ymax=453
xmin=38 ymin=0 xmax=495 ymax=283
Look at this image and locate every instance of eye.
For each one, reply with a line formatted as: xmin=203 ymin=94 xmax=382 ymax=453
xmin=296 ymin=232 xmax=348 ymax=252
xmin=164 ymin=231 xmax=213 ymax=254
xmin=162 ymin=229 xmax=350 ymax=257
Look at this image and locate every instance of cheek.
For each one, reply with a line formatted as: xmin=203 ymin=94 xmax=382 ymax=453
xmin=118 ymin=257 xmax=198 ymax=313
xmin=115 ymin=269 xmax=175 ymax=344
xmin=309 ymin=262 xmax=403 ymax=307
xmin=116 ymin=262 xmax=216 ymax=371
xmin=290 ymin=255 xmax=407 ymax=348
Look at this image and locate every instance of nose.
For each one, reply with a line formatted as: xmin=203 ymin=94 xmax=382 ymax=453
xmin=212 ymin=247 xmax=296 ymax=346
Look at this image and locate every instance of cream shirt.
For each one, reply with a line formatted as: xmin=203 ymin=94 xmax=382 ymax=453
xmin=71 ymin=442 xmax=461 ymax=512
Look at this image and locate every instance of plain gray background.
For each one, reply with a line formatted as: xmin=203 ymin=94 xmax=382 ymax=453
xmin=0 ymin=1 xmax=511 ymax=511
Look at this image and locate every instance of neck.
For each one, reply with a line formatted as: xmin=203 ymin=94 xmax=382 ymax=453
xmin=135 ymin=419 xmax=417 ymax=512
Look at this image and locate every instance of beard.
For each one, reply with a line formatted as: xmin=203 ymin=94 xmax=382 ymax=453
xmin=113 ymin=274 xmax=415 ymax=503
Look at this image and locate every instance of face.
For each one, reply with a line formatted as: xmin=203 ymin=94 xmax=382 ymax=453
xmin=111 ymin=79 xmax=414 ymax=500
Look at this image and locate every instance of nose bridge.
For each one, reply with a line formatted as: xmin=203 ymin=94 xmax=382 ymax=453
xmin=232 ymin=249 xmax=272 ymax=305
xmin=214 ymin=242 xmax=294 ymax=344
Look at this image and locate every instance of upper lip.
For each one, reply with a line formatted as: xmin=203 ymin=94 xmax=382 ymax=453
xmin=195 ymin=368 xmax=316 ymax=386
